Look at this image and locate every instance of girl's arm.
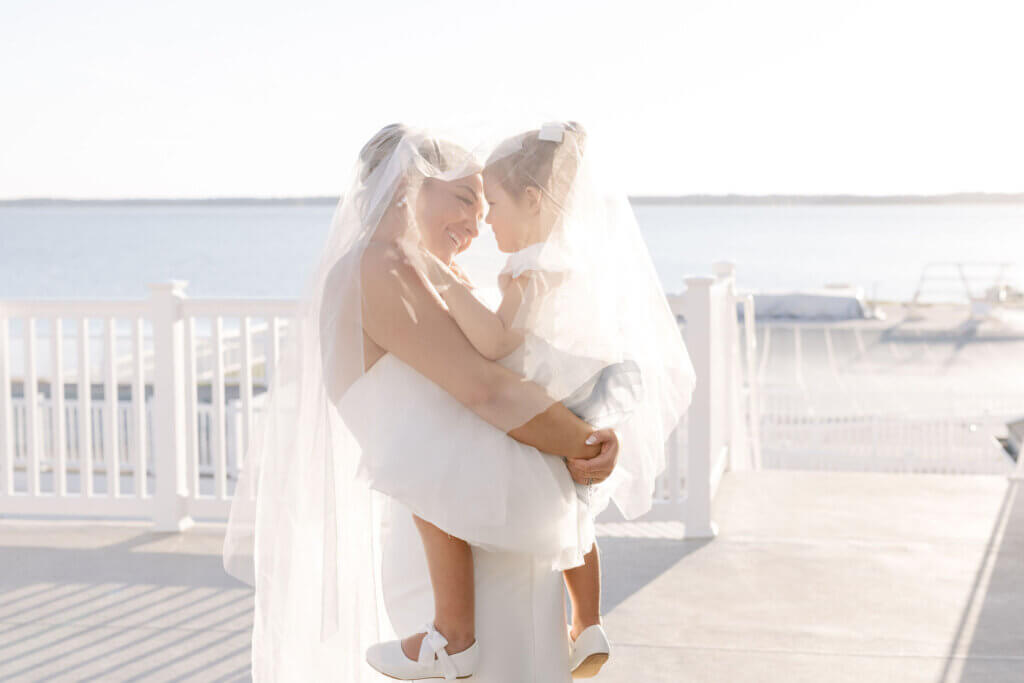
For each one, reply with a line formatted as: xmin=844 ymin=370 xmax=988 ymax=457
xmin=427 ymin=257 xmax=526 ymax=360
xmin=360 ymin=243 xmax=601 ymax=461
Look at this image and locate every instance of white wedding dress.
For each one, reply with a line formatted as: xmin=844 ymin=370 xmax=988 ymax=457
xmin=226 ymin=124 xmax=693 ymax=682
xmin=336 ymin=347 xmax=597 ymax=682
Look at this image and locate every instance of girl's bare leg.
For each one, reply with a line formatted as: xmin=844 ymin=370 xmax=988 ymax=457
xmin=563 ymin=540 xmax=602 ymax=641
xmin=401 ymin=514 xmax=476 ymax=659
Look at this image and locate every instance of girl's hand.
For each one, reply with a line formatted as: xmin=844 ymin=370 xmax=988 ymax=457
xmin=448 ymin=261 xmax=474 ymax=288
xmin=498 ymin=272 xmax=513 ymax=292
xmin=567 ymin=428 xmax=619 ymax=485
xmin=421 ymin=249 xmax=455 ymax=287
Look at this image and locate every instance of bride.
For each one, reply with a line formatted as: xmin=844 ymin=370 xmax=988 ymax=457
xmin=224 ymin=123 xmax=619 ymax=682
xmin=223 ymin=122 xmax=694 ymax=682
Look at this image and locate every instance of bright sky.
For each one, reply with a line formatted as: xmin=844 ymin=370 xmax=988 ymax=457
xmin=1 ymin=0 xmax=1022 ymax=198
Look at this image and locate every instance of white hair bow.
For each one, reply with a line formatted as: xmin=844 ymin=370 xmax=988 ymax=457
xmin=538 ymin=122 xmax=564 ymax=143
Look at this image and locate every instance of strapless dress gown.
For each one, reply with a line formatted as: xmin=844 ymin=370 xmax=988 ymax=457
xmin=336 ymin=351 xmax=596 ymax=682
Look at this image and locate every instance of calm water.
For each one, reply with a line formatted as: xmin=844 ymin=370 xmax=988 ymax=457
xmin=2 ymin=203 xmax=1022 ymax=301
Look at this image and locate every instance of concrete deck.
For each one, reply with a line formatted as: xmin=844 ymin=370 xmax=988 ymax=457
xmin=2 ymin=470 xmax=1022 ymax=682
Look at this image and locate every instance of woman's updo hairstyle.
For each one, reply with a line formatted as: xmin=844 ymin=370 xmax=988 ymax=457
xmin=358 ymin=123 xmax=407 ymax=182
xmin=359 ymin=123 xmax=478 ymax=184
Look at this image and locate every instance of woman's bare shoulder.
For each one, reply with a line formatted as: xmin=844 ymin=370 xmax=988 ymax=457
xmin=360 ymin=242 xmax=415 ymax=289
xmin=359 ymin=241 xmax=447 ymax=319
xmin=361 ymin=240 xmax=405 ymax=266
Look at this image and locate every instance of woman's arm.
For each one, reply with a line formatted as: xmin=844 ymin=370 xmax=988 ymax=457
xmin=361 ymin=243 xmax=600 ymax=461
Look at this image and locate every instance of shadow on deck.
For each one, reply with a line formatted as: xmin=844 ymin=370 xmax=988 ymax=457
xmin=2 ymin=470 xmax=1021 ymax=682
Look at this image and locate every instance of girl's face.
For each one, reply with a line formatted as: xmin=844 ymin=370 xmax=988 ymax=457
xmin=482 ymin=170 xmax=540 ymax=253
xmin=414 ymin=173 xmax=485 ymax=264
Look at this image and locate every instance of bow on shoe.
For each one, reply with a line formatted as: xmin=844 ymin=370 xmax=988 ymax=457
xmin=418 ymin=622 xmax=459 ymax=681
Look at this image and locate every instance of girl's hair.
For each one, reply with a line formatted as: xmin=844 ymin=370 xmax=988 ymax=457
xmin=359 ymin=123 xmax=478 ymax=183
xmin=484 ymin=121 xmax=587 ymax=206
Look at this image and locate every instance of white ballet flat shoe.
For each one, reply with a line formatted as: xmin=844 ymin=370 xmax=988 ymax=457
xmin=366 ymin=621 xmax=479 ymax=680
xmin=569 ymin=624 xmax=611 ymax=678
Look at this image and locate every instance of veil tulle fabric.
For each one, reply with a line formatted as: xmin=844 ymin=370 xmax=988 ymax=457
xmin=222 ymin=121 xmax=696 ymax=681
xmin=222 ymin=125 xmax=489 ymax=681
xmin=475 ymin=121 xmax=697 ymax=518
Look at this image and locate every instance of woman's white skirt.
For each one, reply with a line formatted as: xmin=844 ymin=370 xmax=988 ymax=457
xmin=378 ymin=496 xmax=573 ymax=682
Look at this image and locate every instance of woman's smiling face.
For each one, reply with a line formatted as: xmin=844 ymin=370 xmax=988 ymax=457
xmin=414 ymin=173 xmax=485 ymax=264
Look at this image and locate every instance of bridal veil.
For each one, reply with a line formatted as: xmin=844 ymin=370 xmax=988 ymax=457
xmin=222 ymin=121 xmax=695 ymax=681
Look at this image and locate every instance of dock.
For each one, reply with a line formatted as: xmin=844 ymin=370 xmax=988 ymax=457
xmin=2 ymin=469 xmax=1021 ymax=682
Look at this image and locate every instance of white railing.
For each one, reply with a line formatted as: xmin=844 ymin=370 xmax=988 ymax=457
xmin=759 ymin=409 xmax=1013 ymax=473
xmin=749 ymin=318 xmax=1024 ymax=474
xmin=596 ymin=262 xmax=758 ymax=538
xmin=911 ymin=261 xmax=1017 ymax=306
xmin=6 ymin=394 xmax=254 ymax=496
xmin=0 ymin=282 xmax=296 ymax=529
xmin=2 ymin=269 xmax=754 ymax=536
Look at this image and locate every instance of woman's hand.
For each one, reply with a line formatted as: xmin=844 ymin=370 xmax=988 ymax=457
xmin=566 ymin=428 xmax=619 ymax=485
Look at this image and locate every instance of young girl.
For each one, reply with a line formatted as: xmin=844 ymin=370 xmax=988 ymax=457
xmin=423 ymin=121 xmax=641 ymax=678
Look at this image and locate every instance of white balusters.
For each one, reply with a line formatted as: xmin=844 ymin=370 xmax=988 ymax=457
xmin=78 ymin=316 xmax=93 ymax=496
xmin=25 ymin=318 xmax=40 ymax=495
xmin=239 ymin=316 xmax=254 ymax=474
xmin=740 ymin=295 xmax=762 ymax=470
xmin=266 ymin=317 xmax=281 ymax=391
xmin=105 ymin=317 xmax=120 ymax=495
xmin=183 ymin=316 xmax=199 ymax=498
xmin=132 ymin=316 xmax=148 ymax=497
xmin=211 ymin=316 xmax=227 ymax=500
xmin=52 ymin=317 xmax=68 ymax=496
xmin=0 ymin=315 xmax=12 ymax=495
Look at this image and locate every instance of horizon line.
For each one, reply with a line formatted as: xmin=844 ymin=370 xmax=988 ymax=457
xmin=2 ymin=191 xmax=1024 ymax=206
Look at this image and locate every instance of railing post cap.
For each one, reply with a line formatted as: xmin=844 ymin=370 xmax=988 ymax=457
xmin=712 ymin=261 xmax=736 ymax=277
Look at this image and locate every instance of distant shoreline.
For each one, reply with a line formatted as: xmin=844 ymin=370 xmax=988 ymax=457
xmin=2 ymin=192 xmax=1024 ymax=207
xmin=630 ymin=192 xmax=1024 ymax=205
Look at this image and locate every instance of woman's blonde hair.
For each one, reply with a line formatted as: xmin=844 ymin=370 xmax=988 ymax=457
xmin=359 ymin=123 xmax=479 ymax=183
